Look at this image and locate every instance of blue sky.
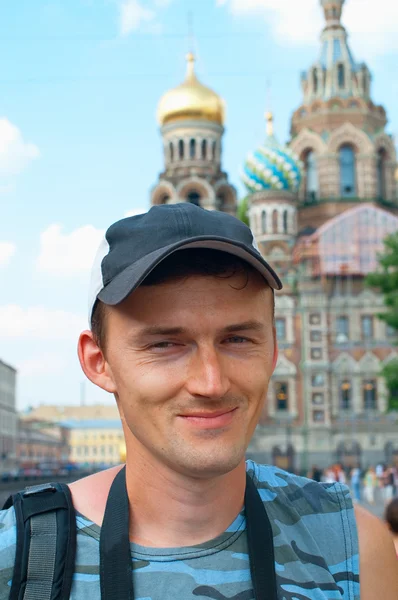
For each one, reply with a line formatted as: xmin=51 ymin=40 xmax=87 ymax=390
xmin=0 ymin=0 xmax=397 ymax=410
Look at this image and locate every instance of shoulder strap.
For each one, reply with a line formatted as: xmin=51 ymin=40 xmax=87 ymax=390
xmin=245 ymin=473 xmax=278 ymax=600
xmin=3 ymin=482 xmax=77 ymax=600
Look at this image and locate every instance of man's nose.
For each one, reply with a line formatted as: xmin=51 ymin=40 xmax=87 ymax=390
xmin=185 ymin=346 xmax=231 ymax=399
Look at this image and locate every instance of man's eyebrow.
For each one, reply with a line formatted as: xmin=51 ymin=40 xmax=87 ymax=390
xmin=137 ymin=326 xmax=185 ymax=337
xmin=135 ymin=321 xmax=265 ymax=339
xmin=222 ymin=321 xmax=265 ymax=333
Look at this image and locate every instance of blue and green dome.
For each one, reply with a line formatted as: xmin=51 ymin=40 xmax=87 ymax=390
xmin=242 ymin=113 xmax=303 ymax=193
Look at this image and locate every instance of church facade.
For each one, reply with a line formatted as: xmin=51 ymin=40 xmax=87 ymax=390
xmin=151 ymin=0 xmax=398 ymax=471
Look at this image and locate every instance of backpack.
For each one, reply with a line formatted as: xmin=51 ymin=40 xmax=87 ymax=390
xmin=2 ymin=482 xmax=76 ymax=600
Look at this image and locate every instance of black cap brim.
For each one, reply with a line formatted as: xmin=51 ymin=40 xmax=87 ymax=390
xmin=98 ymin=236 xmax=282 ymax=306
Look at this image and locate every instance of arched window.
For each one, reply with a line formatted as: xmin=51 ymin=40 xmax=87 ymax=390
xmin=339 ymin=145 xmax=356 ymax=197
xmin=201 ymin=139 xmax=207 ymax=160
xmin=261 ymin=211 xmax=267 ymax=234
xmin=161 ymin=194 xmax=170 ymax=204
xmin=178 ymin=140 xmax=184 ymax=160
xmin=313 ymin=69 xmax=318 ymax=93
xmin=338 ymin=64 xmax=345 ymax=89
xmin=377 ymin=148 xmax=387 ymax=200
xmin=272 ymin=210 xmax=278 ymax=234
xmin=189 ymin=138 xmax=196 ymax=160
xmin=212 ymin=140 xmax=217 ymax=161
xmin=363 ymin=380 xmax=377 ymax=410
xmin=305 ymin=150 xmax=319 ymax=201
xmin=187 ymin=191 xmax=200 ymax=206
xmin=283 ymin=210 xmax=288 ymax=234
xmin=169 ymin=142 xmax=174 ymax=162
xmin=340 ymin=380 xmax=352 ymax=410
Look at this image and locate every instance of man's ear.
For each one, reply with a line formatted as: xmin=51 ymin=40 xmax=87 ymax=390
xmin=78 ymin=330 xmax=117 ymax=394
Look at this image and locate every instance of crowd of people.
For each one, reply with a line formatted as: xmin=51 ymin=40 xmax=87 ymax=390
xmin=309 ymin=463 xmax=398 ymax=505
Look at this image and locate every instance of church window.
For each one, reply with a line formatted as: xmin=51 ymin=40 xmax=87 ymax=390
xmin=339 ymin=145 xmax=356 ymax=197
xmin=178 ymin=139 xmax=184 ymax=160
xmin=377 ymin=148 xmax=387 ymax=200
xmin=161 ymin=194 xmax=170 ymax=204
xmin=283 ymin=210 xmax=288 ymax=234
xmin=313 ymin=69 xmax=318 ymax=93
xmin=340 ymin=380 xmax=352 ymax=410
xmin=332 ymin=7 xmax=338 ymax=17
xmin=189 ymin=139 xmax=196 ymax=159
xmin=275 ymin=382 xmax=289 ymax=412
xmin=261 ymin=211 xmax=267 ymax=233
xmin=272 ymin=210 xmax=278 ymax=234
xmin=304 ymin=150 xmax=319 ymax=202
xmin=212 ymin=140 xmax=217 ymax=160
xmin=169 ymin=142 xmax=174 ymax=162
xmin=201 ymin=139 xmax=207 ymax=160
xmin=338 ymin=64 xmax=345 ymax=89
xmin=363 ymin=380 xmax=377 ymax=410
xmin=187 ymin=191 xmax=201 ymax=206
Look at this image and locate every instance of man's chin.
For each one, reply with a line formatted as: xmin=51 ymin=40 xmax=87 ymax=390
xmin=171 ymin=447 xmax=247 ymax=480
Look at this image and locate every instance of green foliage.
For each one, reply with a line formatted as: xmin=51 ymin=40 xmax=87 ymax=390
xmin=366 ymin=231 xmax=398 ymax=331
xmin=237 ymin=196 xmax=250 ymax=226
xmin=382 ymin=359 xmax=398 ymax=411
xmin=367 ymin=232 xmax=398 ymax=411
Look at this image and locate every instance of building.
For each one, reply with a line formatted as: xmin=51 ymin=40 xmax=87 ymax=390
xmin=0 ymin=360 xmax=17 ymax=469
xmin=62 ymin=420 xmax=125 ymax=467
xmin=152 ymin=52 xmax=237 ymax=213
xmin=151 ymin=0 xmax=398 ymax=471
xmin=21 ymin=404 xmax=119 ymax=423
xmin=17 ymin=420 xmax=70 ymax=468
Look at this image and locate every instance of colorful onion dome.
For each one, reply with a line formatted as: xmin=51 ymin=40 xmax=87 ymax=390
xmin=242 ymin=113 xmax=303 ymax=193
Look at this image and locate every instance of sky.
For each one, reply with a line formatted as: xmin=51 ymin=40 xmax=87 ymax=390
xmin=0 ymin=0 xmax=397 ymax=410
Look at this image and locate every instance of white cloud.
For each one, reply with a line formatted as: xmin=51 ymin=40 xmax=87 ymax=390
xmin=119 ymin=0 xmax=156 ymax=35
xmin=18 ymin=353 xmax=67 ymax=377
xmin=0 ymin=305 xmax=86 ymax=340
xmin=0 ymin=242 xmax=16 ymax=267
xmin=37 ymin=224 xmax=105 ymax=276
xmin=217 ymin=0 xmax=398 ymax=55
xmin=0 ymin=118 xmax=40 ymax=176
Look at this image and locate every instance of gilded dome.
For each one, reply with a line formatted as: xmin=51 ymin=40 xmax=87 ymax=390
xmin=157 ymin=53 xmax=225 ymax=126
xmin=242 ymin=113 xmax=303 ymax=193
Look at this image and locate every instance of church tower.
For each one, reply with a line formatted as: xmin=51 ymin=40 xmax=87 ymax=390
xmin=151 ymin=53 xmax=237 ymax=214
xmin=242 ymin=112 xmax=302 ymax=291
xmin=289 ymin=0 xmax=397 ymax=230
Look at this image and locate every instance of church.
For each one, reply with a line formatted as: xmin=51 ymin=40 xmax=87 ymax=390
xmin=150 ymin=0 xmax=398 ymax=471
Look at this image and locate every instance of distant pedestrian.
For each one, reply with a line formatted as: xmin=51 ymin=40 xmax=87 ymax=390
xmin=383 ymin=466 xmax=395 ymax=506
xmin=351 ymin=467 xmax=361 ymax=503
xmin=364 ymin=466 xmax=377 ymax=505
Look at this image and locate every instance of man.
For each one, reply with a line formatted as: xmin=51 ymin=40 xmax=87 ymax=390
xmin=0 ymin=203 xmax=397 ymax=599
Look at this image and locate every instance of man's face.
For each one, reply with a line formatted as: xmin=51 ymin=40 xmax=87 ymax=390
xmin=102 ymin=270 xmax=276 ymax=478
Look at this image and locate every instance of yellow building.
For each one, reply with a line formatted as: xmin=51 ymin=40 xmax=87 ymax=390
xmin=63 ymin=419 xmax=125 ymax=467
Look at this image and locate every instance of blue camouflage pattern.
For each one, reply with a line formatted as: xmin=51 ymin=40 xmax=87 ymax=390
xmin=0 ymin=460 xmax=360 ymax=599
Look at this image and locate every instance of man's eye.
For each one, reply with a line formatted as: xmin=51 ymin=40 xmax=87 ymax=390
xmin=225 ymin=336 xmax=249 ymax=344
xmin=151 ymin=341 xmax=177 ymax=349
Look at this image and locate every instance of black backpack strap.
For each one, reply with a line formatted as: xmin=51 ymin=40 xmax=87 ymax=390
xmin=3 ymin=482 xmax=76 ymax=600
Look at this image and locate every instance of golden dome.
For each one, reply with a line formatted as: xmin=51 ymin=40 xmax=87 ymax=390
xmin=157 ymin=53 xmax=225 ymax=126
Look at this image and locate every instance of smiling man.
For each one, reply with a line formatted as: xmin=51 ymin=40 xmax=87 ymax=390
xmin=1 ymin=203 xmax=397 ymax=599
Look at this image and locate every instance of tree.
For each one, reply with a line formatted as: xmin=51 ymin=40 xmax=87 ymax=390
xmin=237 ymin=196 xmax=250 ymax=227
xmin=367 ymin=231 xmax=398 ymax=411
xmin=366 ymin=231 xmax=398 ymax=330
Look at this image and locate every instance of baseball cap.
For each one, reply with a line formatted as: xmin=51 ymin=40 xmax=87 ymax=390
xmin=88 ymin=203 xmax=282 ymax=321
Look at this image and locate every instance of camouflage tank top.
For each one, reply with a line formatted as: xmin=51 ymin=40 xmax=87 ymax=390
xmin=0 ymin=460 xmax=360 ymax=599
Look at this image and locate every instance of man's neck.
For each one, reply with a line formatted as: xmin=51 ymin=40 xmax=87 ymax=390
xmin=125 ymin=452 xmax=247 ymax=548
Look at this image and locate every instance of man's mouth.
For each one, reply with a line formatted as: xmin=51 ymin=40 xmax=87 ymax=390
xmin=177 ymin=407 xmax=238 ymax=429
